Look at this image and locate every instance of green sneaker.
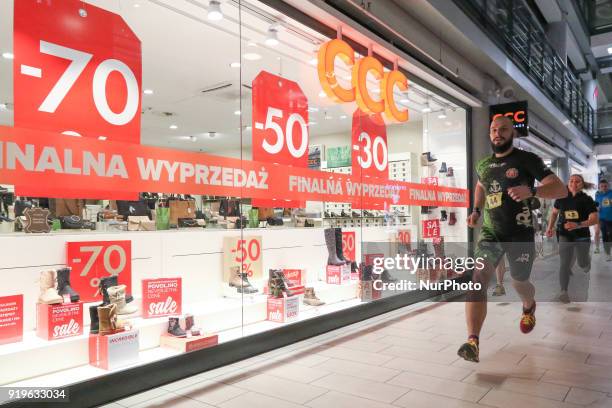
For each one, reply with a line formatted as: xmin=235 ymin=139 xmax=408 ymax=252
xmin=491 ymin=284 xmax=506 ymax=296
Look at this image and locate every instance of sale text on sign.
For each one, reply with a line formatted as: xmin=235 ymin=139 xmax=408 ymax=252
xmin=142 ymin=278 xmax=182 ymax=319
xmin=66 ymin=240 xmax=132 ymax=303
xmin=422 ymin=219 xmax=441 ymax=238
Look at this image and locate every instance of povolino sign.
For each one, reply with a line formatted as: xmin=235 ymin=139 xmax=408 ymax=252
xmin=318 ymin=39 xmax=409 ymax=123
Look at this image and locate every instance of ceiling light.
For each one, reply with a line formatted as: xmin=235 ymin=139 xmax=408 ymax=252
xmin=264 ymin=24 xmax=280 ymax=47
xmin=308 ymin=58 xmax=318 ymax=65
xmin=339 ymin=115 xmax=347 ymax=119
xmin=246 ymin=126 xmax=252 ymax=131
xmin=422 ymin=106 xmax=432 ymax=113
xmin=207 ymin=132 xmax=218 ymax=139
xmin=207 ymin=0 xmax=223 ymax=21
xmin=608 ymin=47 xmax=612 ymax=55
xmin=188 ymin=136 xmax=197 ymax=142
xmin=230 ymin=62 xmax=241 ymax=68
xmin=243 ymin=52 xmax=262 ymax=61
xmin=308 ymin=121 xmax=317 ymax=126
xmin=143 ymin=89 xmax=154 ymax=95
xmin=437 ymin=111 xmax=447 ymax=119
xmin=133 ymin=2 xmax=141 ymax=7
xmin=0 ymin=103 xmax=6 ymax=110
xmin=169 ymin=125 xmax=178 ymax=129
xmin=399 ymin=98 xmax=410 ymax=104
xmin=318 ymin=90 xmax=327 ymax=98
xmin=234 ymin=110 xmax=241 ymax=115
xmin=98 ymin=136 xmax=107 ymax=141
xmin=2 ymin=52 xmax=13 ymax=59
xmin=307 ymin=107 xmax=319 ymax=113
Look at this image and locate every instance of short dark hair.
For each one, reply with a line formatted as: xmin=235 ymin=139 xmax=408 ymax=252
xmin=601 ymin=179 xmax=609 ymax=184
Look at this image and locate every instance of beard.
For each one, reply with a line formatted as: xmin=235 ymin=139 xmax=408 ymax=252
xmin=491 ymin=137 xmax=513 ymax=154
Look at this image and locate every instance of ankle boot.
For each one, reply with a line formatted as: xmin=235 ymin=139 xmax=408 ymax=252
xmin=446 ymin=167 xmax=454 ymax=177
xmin=271 ymin=270 xmax=294 ymax=297
xmin=184 ymin=314 xmax=194 ymax=331
xmin=168 ymin=317 xmax=186 ymax=337
xmin=439 ymin=162 xmax=447 ymax=173
xmin=38 ymin=270 xmax=63 ymax=304
xmin=56 ymin=267 xmax=80 ymax=302
xmin=440 ymin=210 xmax=448 ymax=221
xmin=303 ymin=287 xmax=324 ymax=306
xmin=448 ymin=212 xmax=457 ymax=226
xmin=98 ymin=276 xmax=134 ymax=305
xmin=107 ymin=285 xmax=138 ymax=315
xmin=89 ymin=304 xmax=101 ymax=334
xmin=229 ymin=266 xmax=258 ymax=294
xmin=334 ymin=228 xmax=350 ymax=264
xmin=421 ymin=206 xmax=430 ymax=214
xmin=98 ymin=303 xmax=123 ymax=335
xmin=268 ymin=277 xmax=283 ymax=298
xmin=325 ymin=228 xmax=345 ymax=265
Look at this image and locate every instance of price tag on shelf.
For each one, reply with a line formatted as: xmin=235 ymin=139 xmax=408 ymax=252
xmin=252 ymin=71 xmax=308 ymax=208
xmin=223 ymin=236 xmax=263 ymax=282
xmin=342 ymin=231 xmax=356 ymax=262
xmin=352 ymin=109 xmax=388 ymax=180
xmin=422 ymin=219 xmax=441 ymax=238
xmin=66 ymin=240 xmax=132 ymax=303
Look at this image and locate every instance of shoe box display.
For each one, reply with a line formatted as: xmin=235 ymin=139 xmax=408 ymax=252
xmin=160 ymin=314 xmax=218 ymax=353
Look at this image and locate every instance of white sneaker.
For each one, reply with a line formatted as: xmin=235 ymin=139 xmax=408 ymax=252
xmin=594 ymin=247 xmax=600 ymax=254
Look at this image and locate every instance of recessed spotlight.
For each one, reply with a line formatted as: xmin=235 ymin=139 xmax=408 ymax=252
xmin=169 ymin=125 xmax=178 ymax=129
xmin=189 ymin=135 xmax=197 ymax=142
xmin=143 ymin=89 xmax=154 ymax=95
xmin=445 ymin=121 xmax=452 ymax=126
xmin=308 ymin=121 xmax=317 ymax=125
xmin=2 ymin=52 xmax=14 ymax=60
xmin=399 ymin=98 xmax=409 ymax=104
xmin=243 ymin=53 xmax=262 ymax=61
xmin=339 ymin=115 xmax=347 ymax=119
xmin=608 ymin=47 xmax=612 ymax=55
xmin=133 ymin=2 xmax=141 ymax=7
xmin=309 ymin=58 xmax=318 ymax=65
xmin=265 ymin=24 xmax=280 ymax=47
xmin=234 ymin=110 xmax=241 ymax=115
xmin=230 ymin=62 xmax=241 ymax=68
xmin=437 ymin=111 xmax=447 ymax=119
xmin=422 ymin=106 xmax=432 ymax=113
xmin=98 ymin=136 xmax=107 ymax=141
xmin=0 ymin=103 xmax=6 ymax=110
xmin=207 ymin=0 xmax=223 ymax=21
xmin=371 ymin=88 xmax=381 ymax=94
xmin=318 ymin=90 xmax=327 ymax=98
xmin=246 ymin=126 xmax=252 ymax=131
xmin=207 ymin=132 xmax=218 ymax=139
xmin=78 ymin=8 xmax=87 ymax=17
xmin=307 ymin=107 xmax=319 ymax=113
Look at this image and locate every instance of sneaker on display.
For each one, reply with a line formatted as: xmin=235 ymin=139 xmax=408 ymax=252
xmin=167 ymin=317 xmax=187 ymax=338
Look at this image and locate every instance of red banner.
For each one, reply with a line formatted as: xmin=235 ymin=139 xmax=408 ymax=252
xmin=252 ymin=71 xmax=308 ymax=208
xmin=0 ymin=127 xmax=469 ymax=207
xmin=66 ymin=240 xmax=132 ymax=303
xmin=142 ymin=278 xmax=182 ymax=319
xmin=352 ymin=110 xmax=388 ymax=180
xmin=0 ymin=295 xmax=23 ymax=345
xmin=422 ymin=219 xmax=441 ymax=238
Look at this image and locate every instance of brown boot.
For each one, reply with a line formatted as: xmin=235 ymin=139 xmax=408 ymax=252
xmin=98 ymin=304 xmax=124 ymax=335
xmin=303 ymin=287 xmax=324 ymax=306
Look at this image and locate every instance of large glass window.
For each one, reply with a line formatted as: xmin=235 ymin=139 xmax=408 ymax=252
xmin=0 ymin=0 xmax=468 ymax=392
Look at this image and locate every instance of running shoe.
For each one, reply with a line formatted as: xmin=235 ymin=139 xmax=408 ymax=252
xmin=594 ymin=247 xmax=600 ymax=254
xmin=520 ymin=302 xmax=536 ymax=334
xmin=491 ymin=284 xmax=506 ymax=296
xmin=558 ymin=291 xmax=570 ymax=304
xmin=457 ymin=338 xmax=479 ymax=362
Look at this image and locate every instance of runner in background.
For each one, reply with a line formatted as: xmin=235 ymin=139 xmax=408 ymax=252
xmin=546 ymin=175 xmax=598 ymax=303
xmin=595 ymin=180 xmax=612 ymax=262
xmin=491 ymin=260 xmax=506 ymax=296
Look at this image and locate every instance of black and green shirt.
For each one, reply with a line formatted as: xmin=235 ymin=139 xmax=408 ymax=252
xmin=554 ymin=191 xmax=597 ymax=239
xmin=476 ymin=148 xmax=553 ymax=235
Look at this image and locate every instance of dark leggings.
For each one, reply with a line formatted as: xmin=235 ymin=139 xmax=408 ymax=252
xmin=558 ymin=234 xmax=591 ymax=291
xmin=601 ymin=220 xmax=612 ymax=255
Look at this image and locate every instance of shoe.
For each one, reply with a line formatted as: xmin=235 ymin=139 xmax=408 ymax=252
xmin=577 ymin=261 xmax=591 ymax=274
xmin=330 ymin=212 xmax=339 ymax=218
xmin=271 ymin=269 xmax=294 ymax=297
xmin=440 ymin=210 xmax=448 ymax=221
xmin=447 ymin=167 xmax=454 ymax=177
xmin=228 ymin=266 xmax=258 ymax=294
xmin=334 ymin=228 xmax=351 ymax=264
xmin=98 ymin=276 xmax=134 ymax=304
xmin=420 ymin=152 xmax=437 ymax=166
xmin=351 ymin=211 xmax=360 ymax=218
xmin=448 ymin=212 xmax=457 ymax=226
xmin=107 ymin=285 xmax=138 ymax=314
xmin=363 ymin=210 xmax=374 ymax=217
xmin=303 ymin=287 xmax=325 ymax=306
xmin=421 ymin=206 xmax=430 ymax=214
xmin=491 ymin=284 xmax=506 ymax=296
xmin=558 ymin=291 xmax=570 ymax=304
xmin=340 ymin=210 xmax=349 ymax=218
xmin=0 ymin=213 xmax=13 ymax=222
xmin=439 ymin=162 xmax=447 ymax=173
xmin=324 ymin=211 xmax=331 ymax=218
xmin=168 ymin=317 xmax=186 ymax=337
xmin=594 ymin=247 xmax=600 ymax=254
xmin=325 ymin=228 xmax=345 ymax=266
xmin=38 ymin=270 xmax=63 ymax=304
xmin=457 ymin=338 xmax=479 ymax=362
xmin=56 ymin=267 xmax=80 ymax=302
xmin=184 ymin=314 xmax=194 ymax=331
xmin=268 ymin=277 xmax=284 ymax=298
xmin=89 ymin=303 xmax=101 ymax=334
xmin=98 ymin=303 xmax=124 ymax=335
xmin=520 ymin=302 xmax=536 ymax=334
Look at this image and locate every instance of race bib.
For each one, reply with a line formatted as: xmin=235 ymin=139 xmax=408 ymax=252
xmin=603 ymin=198 xmax=610 ymax=207
xmin=486 ymin=193 xmax=503 ymax=209
xmin=564 ymin=210 xmax=579 ymax=220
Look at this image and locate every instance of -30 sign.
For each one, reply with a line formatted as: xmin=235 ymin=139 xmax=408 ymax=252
xmin=66 ymin=240 xmax=132 ymax=302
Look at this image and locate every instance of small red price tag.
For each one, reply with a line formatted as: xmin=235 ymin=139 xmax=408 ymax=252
xmin=66 ymin=240 xmax=132 ymax=303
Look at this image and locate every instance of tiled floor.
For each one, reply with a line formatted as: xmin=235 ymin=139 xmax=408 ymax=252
xmin=103 ymin=254 xmax=612 ymax=408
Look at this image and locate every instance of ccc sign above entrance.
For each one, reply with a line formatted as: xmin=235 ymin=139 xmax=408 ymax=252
xmin=317 ymin=38 xmax=409 ymax=123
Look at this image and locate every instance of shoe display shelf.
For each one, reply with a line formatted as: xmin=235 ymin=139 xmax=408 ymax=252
xmin=0 ymin=226 xmax=387 ymax=386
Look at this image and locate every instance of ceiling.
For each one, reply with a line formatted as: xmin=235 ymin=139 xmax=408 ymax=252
xmin=0 ymin=0 xmax=461 ymax=155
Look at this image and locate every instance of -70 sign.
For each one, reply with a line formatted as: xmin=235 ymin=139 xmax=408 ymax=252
xmin=66 ymin=241 xmax=132 ymax=302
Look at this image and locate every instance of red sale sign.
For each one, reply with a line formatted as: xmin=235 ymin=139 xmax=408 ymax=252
xmin=422 ymin=219 xmax=441 ymax=238
xmin=0 ymin=295 xmax=23 ymax=345
xmin=36 ymin=302 xmax=83 ymax=341
xmin=142 ymin=278 xmax=182 ymax=319
xmin=14 ymin=0 xmax=141 ymax=143
xmin=352 ymin=110 xmax=388 ymax=180
xmin=421 ymin=177 xmax=439 ymax=186
xmin=252 ymin=71 xmax=308 ymax=208
xmin=342 ymin=231 xmax=356 ymax=262
xmin=14 ymin=0 xmax=141 ymax=199
xmin=66 ymin=240 xmax=132 ymax=303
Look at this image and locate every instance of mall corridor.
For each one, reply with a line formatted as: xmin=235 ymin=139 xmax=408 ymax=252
xmin=100 ymin=254 xmax=612 ymax=408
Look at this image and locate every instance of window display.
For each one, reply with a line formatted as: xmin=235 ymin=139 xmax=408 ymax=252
xmin=0 ymin=0 xmax=470 ymax=397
